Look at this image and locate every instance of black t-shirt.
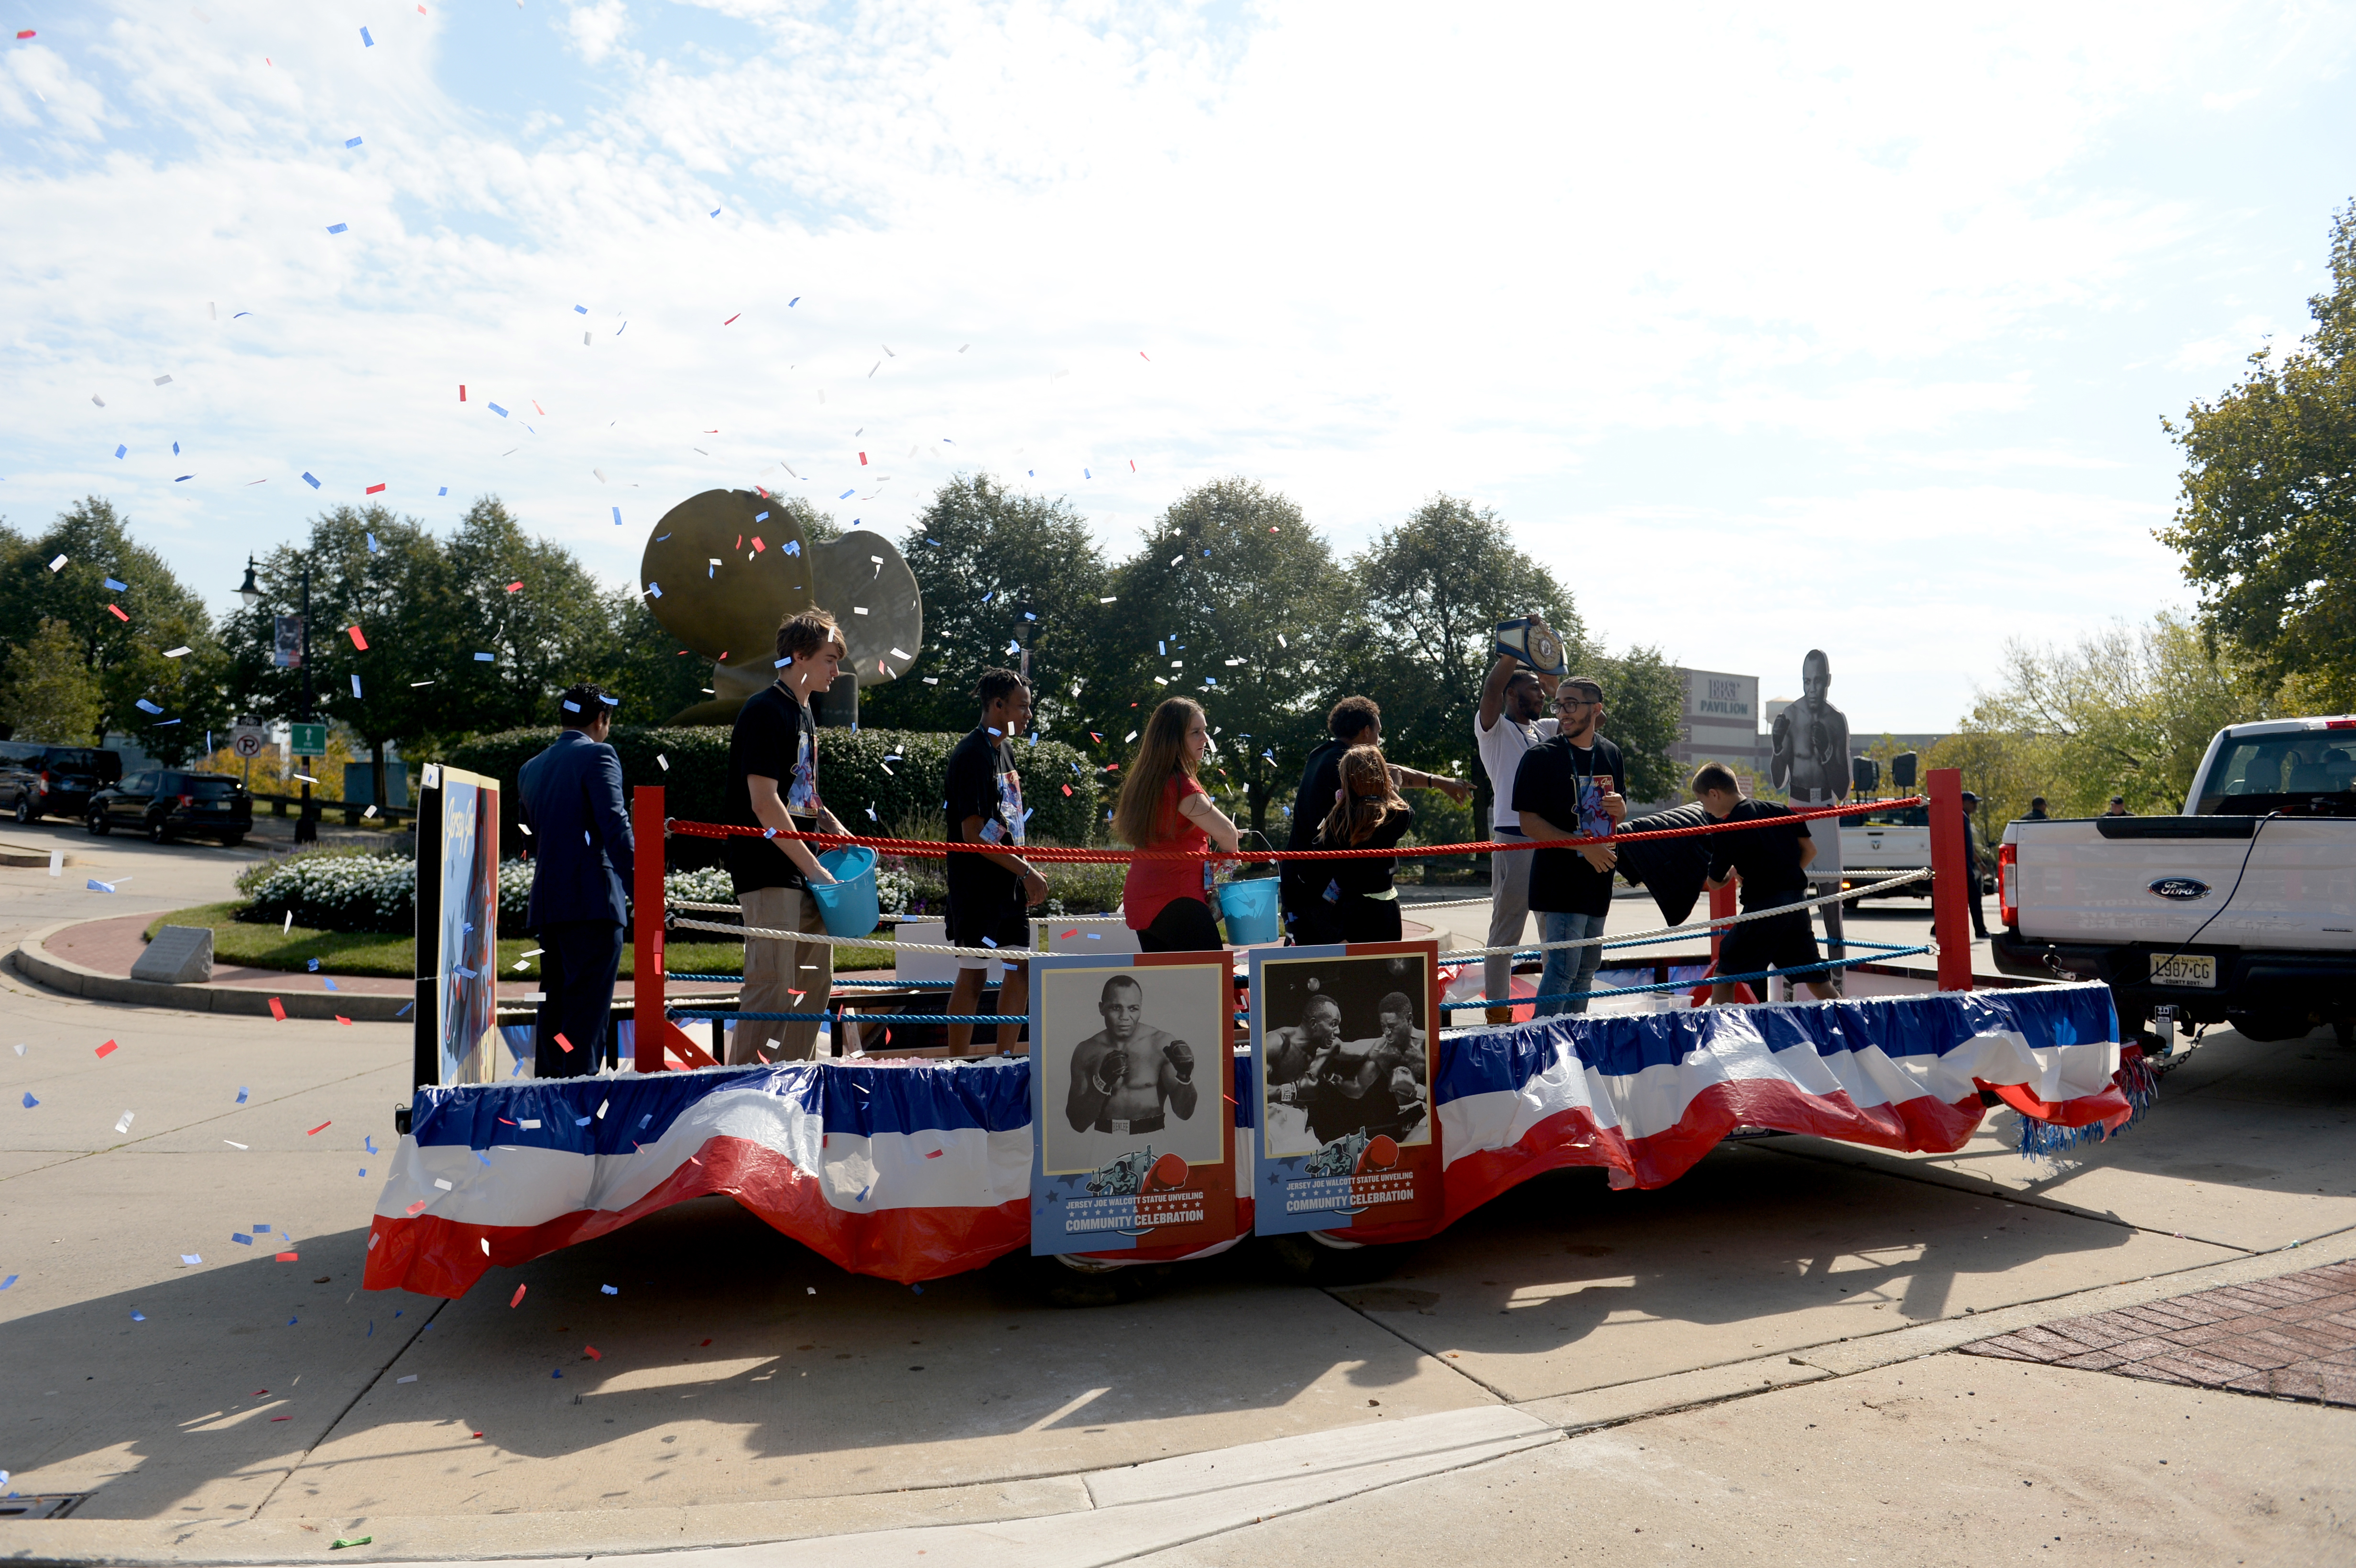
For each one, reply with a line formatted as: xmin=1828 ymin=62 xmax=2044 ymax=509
xmin=945 ymin=726 xmax=1026 ymax=909
xmin=1281 ymin=737 xmax=1351 ymax=899
xmin=1705 ymin=799 xmax=1810 ymax=908
xmin=1512 ymin=733 xmax=1625 ymax=917
xmin=1314 ymin=803 xmax=1415 ymax=898
xmin=724 ymin=684 xmax=820 ymax=894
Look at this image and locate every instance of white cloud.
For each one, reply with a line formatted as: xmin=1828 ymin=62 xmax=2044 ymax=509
xmin=2 ymin=0 xmax=2353 ymax=730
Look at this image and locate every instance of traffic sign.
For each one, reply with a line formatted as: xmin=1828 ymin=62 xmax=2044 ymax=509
xmin=229 ymin=727 xmax=266 ymax=760
xmin=289 ymin=722 xmax=328 ymax=758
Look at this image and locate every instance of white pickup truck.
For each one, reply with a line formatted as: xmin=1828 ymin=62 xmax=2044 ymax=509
xmin=1839 ymin=804 xmax=1935 ymax=901
xmin=1993 ymin=716 xmax=2356 ymax=1045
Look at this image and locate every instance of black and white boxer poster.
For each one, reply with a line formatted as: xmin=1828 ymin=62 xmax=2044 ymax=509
xmin=1027 ymin=952 xmax=1236 ymax=1258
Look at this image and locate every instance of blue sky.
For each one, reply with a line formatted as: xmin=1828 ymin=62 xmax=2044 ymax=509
xmin=3 ymin=1 xmax=2352 ymax=731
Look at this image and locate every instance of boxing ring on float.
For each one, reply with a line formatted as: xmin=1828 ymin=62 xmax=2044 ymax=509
xmin=362 ymin=769 xmax=2149 ymax=1298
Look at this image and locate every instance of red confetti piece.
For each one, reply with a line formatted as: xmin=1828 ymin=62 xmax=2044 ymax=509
xmin=268 ymin=997 xmax=286 ymax=1021
xmin=583 ymin=1345 xmax=603 ymax=1360
xmin=505 ymin=581 xmax=523 ymax=593
xmin=459 ymin=384 xmax=466 ymax=400
xmin=275 ymin=1252 xmax=298 ymax=1262
xmin=533 ymin=401 xmax=545 ymax=415
xmin=510 ymin=1284 xmax=527 ymax=1308
xmin=556 ymin=1032 xmax=574 ymax=1054
xmin=405 ymin=1200 xmax=427 ymax=1215
xmin=95 ymin=1040 xmax=118 ymax=1058
xmin=335 ymin=1015 xmax=351 ymax=1025
xmin=1061 ymin=930 xmax=1077 ymax=939
xmin=253 ymin=1389 xmax=268 ymax=1396
xmin=858 ymin=452 xmax=867 ymax=465
xmin=307 ymin=1121 xmax=331 ymax=1136
xmin=498 ymin=1116 xmax=515 ymax=1125
xmin=925 ymin=1148 xmax=943 ymax=1159
xmin=16 ymin=29 xmax=35 ymax=39
xmin=365 ymin=483 xmax=386 ymax=495
xmin=472 ymin=1430 xmax=484 ymax=1438
xmin=751 ymin=536 xmax=765 ymax=552
xmin=271 ymin=1415 xmax=291 ymax=1422
xmin=700 ymin=1338 xmax=712 ymax=1346
xmin=1061 ymin=784 xmax=1072 ymax=796
xmin=108 ymin=603 xmax=130 ymax=621
xmin=348 ymin=625 xmax=369 ymax=650
xmin=722 ymin=314 xmax=740 ymax=326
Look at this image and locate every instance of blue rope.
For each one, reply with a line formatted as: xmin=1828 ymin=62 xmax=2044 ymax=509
xmin=664 ymin=973 xmax=954 ymax=988
xmin=1440 ymin=945 xmax=1933 ymax=1010
xmin=671 ymin=1010 xmax=1016 ymax=1025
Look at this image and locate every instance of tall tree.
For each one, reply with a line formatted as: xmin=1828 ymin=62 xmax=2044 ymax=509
xmin=859 ymin=474 xmax=1113 ymax=738
xmin=2160 ymin=199 xmax=2356 ymax=707
xmin=1334 ymin=496 xmax=1584 ymax=825
xmin=1587 ymin=644 xmax=1687 ymax=805
xmin=438 ymin=497 xmax=618 ymax=741
xmin=0 ymin=618 xmax=103 ymax=746
xmin=0 ymin=496 xmax=227 ymax=760
xmin=1102 ymin=478 xmax=1352 ymax=838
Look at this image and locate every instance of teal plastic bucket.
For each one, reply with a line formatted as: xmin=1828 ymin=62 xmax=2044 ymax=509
xmin=808 ymin=845 xmax=880 ymax=938
xmin=1218 ymin=875 xmax=1281 ymax=945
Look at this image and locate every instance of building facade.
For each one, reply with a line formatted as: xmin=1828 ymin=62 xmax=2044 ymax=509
xmin=1670 ymin=667 xmax=1768 ymax=782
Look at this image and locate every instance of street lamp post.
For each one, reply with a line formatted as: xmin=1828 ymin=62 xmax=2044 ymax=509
xmin=238 ymin=555 xmax=318 ymax=845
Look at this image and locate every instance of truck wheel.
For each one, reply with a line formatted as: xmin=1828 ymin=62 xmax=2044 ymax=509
xmin=12 ymin=795 xmax=30 ymax=824
xmin=993 ymin=1252 xmax=1173 ymax=1308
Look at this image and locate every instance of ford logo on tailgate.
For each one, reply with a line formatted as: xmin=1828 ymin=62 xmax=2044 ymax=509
xmin=2148 ymin=877 xmax=2211 ymax=901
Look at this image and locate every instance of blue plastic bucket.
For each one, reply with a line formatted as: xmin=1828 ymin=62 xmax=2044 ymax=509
xmin=808 ymin=845 xmax=880 ymax=938
xmin=1218 ymin=875 xmax=1281 ymax=945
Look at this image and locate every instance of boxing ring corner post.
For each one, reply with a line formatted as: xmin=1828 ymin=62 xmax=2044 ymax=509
xmin=633 ymin=784 xmax=716 ymax=1073
xmin=1927 ymin=766 xmax=1973 ymax=992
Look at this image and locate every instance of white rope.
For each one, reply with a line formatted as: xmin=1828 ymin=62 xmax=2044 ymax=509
xmin=671 ymin=900 xmax=925 ymax=922
xmin=669 ymin=915 xmax=1020 ymax=959
xmin=1433 ymin=870 xmax=1931 ymax=962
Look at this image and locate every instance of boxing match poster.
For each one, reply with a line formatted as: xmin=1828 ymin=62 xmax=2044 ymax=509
xmin=1249 ymin=941 xmax=1442 ymax=1236
xmin=1026 ymin=952 xmax=1239 ymax=1259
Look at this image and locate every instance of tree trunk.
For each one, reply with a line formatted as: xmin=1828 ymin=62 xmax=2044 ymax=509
xmin=371 ymin=740 xmax=389 ymax=821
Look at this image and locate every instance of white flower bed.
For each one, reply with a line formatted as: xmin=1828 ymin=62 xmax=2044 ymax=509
xmin=239 ymin=850 xmax=757 ymax=935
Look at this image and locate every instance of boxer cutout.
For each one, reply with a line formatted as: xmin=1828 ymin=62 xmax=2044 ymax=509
xmin=1065 ymin=974 xmax=1200 ymax=1137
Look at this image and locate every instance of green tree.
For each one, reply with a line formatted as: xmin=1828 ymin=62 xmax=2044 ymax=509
xmin=580 ymin=585 xmax=714 ymax=725
xmin=0 ymin=496 xmax=227 ymax=758
xmin=1333 ymin=495 xmax=1584 ymax=825
xmin=859 ymin=474 xmax=1112 ymax=737
xmin=1587 ymin=643 xmax=1686 ymax=805
xmin=1102 ymin=478 xmax=1353 ymax=838
xmin=437 ymin=497 xmax=619 ymax=743
xmin=0 ymin=617 xmax=104 ymax=746
xmin=2160 ymin=200 xmax=2356 ymax=706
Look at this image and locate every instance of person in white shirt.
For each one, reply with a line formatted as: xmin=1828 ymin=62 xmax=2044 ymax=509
xmin=1475 ymin=614 xmax=1561 ymax=1024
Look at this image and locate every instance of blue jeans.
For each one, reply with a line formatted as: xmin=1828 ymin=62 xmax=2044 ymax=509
xmin=1534 ymin=910 xmax=1607 ymax=1017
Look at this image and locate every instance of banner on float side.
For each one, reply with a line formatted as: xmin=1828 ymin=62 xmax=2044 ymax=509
xmin=434 ymin=765 xmax=502 ymax=1086
xmin=1027 ymin=951 xmax=1237 ymax=1257
xmin=1249 ymin=941 xmax=1443 ymax=1235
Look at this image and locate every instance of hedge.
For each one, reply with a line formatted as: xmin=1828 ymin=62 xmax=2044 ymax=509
xmin=445 ymin=725 xmax=1104 ymax=871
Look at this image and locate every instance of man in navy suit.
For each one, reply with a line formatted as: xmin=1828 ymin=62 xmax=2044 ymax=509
xmin=519 ymin=683 xmax=634 ymax=1077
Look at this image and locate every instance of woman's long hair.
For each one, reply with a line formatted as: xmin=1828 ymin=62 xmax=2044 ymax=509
xmin=1320 ymin=743 xmax=1407 ymax=847
xmin=1113 ymin=697 xmax=1205 ymax=848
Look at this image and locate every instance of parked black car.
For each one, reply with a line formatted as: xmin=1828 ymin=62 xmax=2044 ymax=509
xmin=0 ymin=741 xmax=121 ymax=823
xmin=87 ymin=770 xmax=253 ymax=845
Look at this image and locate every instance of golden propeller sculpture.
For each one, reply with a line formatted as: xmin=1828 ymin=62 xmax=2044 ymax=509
xmin=638 ymin=488 xmax=925 ymax=726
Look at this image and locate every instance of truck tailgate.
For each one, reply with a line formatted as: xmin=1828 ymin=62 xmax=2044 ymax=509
xmin=2011 ymin=817 xmax=2356 ymax=951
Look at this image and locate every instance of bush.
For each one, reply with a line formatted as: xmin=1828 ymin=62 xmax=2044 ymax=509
xmin=236 ymin=849 xmax=752 ymax=936
xmin=444 ymin=725 xmax=1104 ymax=872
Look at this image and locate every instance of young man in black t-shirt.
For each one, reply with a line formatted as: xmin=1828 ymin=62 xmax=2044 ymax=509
xmin=1511 ymin=676 xmax=1627 ymax=1016
xmin=1694 ymin=762 xmax=1835 ymax=1005
xmin=725 ymin=610 xmax=850 ymax=1063
xmin=944 ymin=669 xmax=1050 ymax=1054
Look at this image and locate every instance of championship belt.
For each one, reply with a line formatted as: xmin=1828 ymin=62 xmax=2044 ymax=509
xmin=1494 ymin=618 xmax=1566 ymax=676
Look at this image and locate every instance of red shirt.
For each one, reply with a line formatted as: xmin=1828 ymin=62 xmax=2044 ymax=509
xmin=1123 ymin=773 xmax=1211 ymax=930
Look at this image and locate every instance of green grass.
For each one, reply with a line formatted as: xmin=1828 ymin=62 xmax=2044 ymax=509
xmin=143 ymin=904 xmax=893 ymax=979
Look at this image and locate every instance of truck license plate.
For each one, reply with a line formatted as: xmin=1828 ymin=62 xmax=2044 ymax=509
xmin=2150 ymin=954 xmax=2216 ymax=989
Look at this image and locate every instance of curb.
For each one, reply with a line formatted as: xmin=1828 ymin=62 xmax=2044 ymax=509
xmin=8 ymin=919 xmax=414 ymax=1022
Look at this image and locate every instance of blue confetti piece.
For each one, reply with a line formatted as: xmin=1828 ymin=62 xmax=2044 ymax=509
xmin=236 ymin=1086 xmax=249 ymax=1103
xmin=307 ymin=958 xmax=320 ymax=971
xmin=709 ymin=207 xmax=720 ymax=218
xmin=574 ymin=305 xmax=588 ymax=314
xmin=645 ymin=582 xmax=661 ymax=599
xmin=912 ymin=1284 xmax=924 ymax=1295
xmin=233 ymin=1233 xmax=252 ymax=1245
xmin=104 ymin=575 xmax=127 ymax=591
xmin=131 ymin=1311 xmax=145 ymax=1322
xmin=552 ymin=1367 xmax=564 ymax=1378
xmin=0 ymin=1275 xmax=16 ymax=1290
xmin=287 ymin=1318 xmax=297 ymax=1326
xmin=87 ymin=878 xmax=115 ymax=892
xmin=171 ymin=439 xmax=180 ymax=453
xmin=600 ymin=1284 xmax=617 ymax=1295
xmin=473 ymin=652 xmax=493 ymax=662
xmin=359 ymin=25 xmax=373 ymax=46
xmin=576 ymin=1115 xmax=591 ymax=1127
xmin=615 ymin=322 xmax=627 ymax=336
xmin=838 ymin=490 xmax=854 ymax=499
xmin=346 ymin=135 xmax=362 ymax=148
xmin=753 ymin=511 xmax=769 ymax=523
xmin=114 ymin=445 xmax=127 ymax=459
xmin=366 ymin=531 xmax=379 ymax=552
xmin=366 ymin=1321 xmax=373 ymax=1337
xmin=611 ymin=506 xmax=621 ymax=525
xmin=788 ymin=296 xmax=799 ymax=306
xmin=487 ymin=403 xmax=509 ymax=417
xmin=357 ymin=1168 xmax=365 ymax=1176
xmin=350 ymin=674 xmax=361 ymax=698
xmin=327 ymin=223 xmax=348 ymax=235
xmin=175 ymin=475 xmax=192 ymax=482
xmin=436 ymin=488 xmax=447 ymax=498
xmin=475 ymin=1150 xmax=492 ymax=1166
xmin=783 ymin=539 xmax=799 ymax=555
xmin=19 ymin=1092 xmax=34 ymax=1109
xmin=302 ymin=472 xmax=321 ymax=489
xmin=365 ymin=1136 xmax=378 ymax=1154
xmin=324 ymin=978 xmax=339 ymax=992
xmin=395 ymin=1002 xmax=414 ymax=1018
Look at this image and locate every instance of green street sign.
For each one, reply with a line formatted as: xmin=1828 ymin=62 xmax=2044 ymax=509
xmin=289 ymin=722 xmax=328 ymax=758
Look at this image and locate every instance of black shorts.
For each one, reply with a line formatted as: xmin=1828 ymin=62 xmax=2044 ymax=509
xmin=1717 ymin=902 xmax=1822 ymax=981
xmin=947 ymin=893 xmax=1032 ymax=971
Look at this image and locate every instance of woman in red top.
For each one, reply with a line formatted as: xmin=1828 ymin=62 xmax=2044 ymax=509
xmin=1114 ymin=697 xmax=1243 ymax=952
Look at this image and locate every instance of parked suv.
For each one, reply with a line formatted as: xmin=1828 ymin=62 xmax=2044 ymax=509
xmin=87 ymin=770 xmax=253 ymax=846
xmin=0 ymin=741 xmax=121 ymax=823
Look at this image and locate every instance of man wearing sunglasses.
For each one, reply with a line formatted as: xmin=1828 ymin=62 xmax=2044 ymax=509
xmin=1511 ymin=676 xmax=1627 ymax=1017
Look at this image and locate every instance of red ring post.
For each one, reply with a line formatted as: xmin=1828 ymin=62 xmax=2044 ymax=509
xmin=633 ymin=784 xmax=718 ymax=1073
xmin=1927 ymin=767 xmax=1973 ymax=993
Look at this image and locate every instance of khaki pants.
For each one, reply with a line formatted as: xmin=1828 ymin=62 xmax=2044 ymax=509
xmin=735 ymin=885 xmax=832 ymax=1063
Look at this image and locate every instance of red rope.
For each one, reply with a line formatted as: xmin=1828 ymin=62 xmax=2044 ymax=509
xmin=664 ymin=796 xmax=1923 ymax=863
